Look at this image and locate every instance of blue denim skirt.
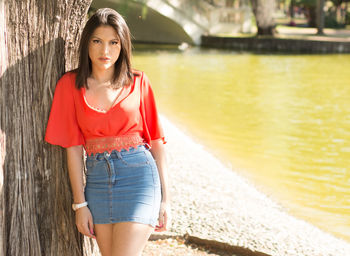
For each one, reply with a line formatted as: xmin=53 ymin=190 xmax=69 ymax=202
xmin=84 ymin=145 xmax=161 ymax=227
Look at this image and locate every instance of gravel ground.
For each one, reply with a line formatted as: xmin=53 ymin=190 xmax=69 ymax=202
xmin=148 ymin=115 xmax=350 ymax=256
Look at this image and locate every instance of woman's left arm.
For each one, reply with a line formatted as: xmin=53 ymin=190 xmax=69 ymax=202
xmin=149 ymin=139 xmax=170 ymax=231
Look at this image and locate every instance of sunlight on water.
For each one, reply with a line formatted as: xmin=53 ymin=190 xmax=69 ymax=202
xmin=133 ymin=45 xmax=350 ymax=242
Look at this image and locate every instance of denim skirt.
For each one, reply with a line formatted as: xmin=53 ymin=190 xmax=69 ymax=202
xmin=84 ymin=145 xmax=161 ymax=227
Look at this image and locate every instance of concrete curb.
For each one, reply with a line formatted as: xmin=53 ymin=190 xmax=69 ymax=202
xmin=201 ymin=35 xmax=350 ymax=53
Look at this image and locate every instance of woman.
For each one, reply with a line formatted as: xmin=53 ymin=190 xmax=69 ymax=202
xmin=45 ymin=8 xmax=170 ymax=256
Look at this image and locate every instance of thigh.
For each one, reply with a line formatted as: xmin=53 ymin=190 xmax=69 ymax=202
xmin=112 ymin=222 xmax=154 ymax=256
xmin=94 ymin=224 xmax=113 ymax=256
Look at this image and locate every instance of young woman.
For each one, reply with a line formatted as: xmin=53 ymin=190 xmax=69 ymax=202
xmin=45 ymin=8 xmax=170 ymax=256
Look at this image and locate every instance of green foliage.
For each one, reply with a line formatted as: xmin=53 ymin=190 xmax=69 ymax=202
xmin=346 ymin=11 xmax=350 ymax=25
xmin=330 ymin=0 xmax=343 ymax=7
xmin=296 ymin=0 xmax=349 ymax=7
xmin=295 ymin=0 xmax=316 ymax=7
xmin=324 ymin=12 xmax=345 ymax=27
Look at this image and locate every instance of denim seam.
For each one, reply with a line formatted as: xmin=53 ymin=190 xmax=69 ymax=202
xmin=149 ymin=154 xmax=158 ymax=225
xmin=93 ymin=217 xmax=156 ymax=227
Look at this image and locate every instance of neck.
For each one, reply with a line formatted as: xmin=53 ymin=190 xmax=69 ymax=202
xmin=91 ymin=66 xmax=115 ymax=83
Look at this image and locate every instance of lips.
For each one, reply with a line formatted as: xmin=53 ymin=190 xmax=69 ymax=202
xmin=98 ymin=57 xmax=111 ymax=61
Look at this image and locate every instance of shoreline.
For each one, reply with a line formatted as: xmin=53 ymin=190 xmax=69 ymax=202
xmin=151 ymin=115 xmax=350 ymax=256
xmin=200 ymin=26 xmax=350 ymax=54
xmin=201 ymin=35 xmax=350 ymax=54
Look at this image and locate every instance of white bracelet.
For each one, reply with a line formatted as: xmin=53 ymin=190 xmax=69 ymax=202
xmin=72 ymin=201 xmax=88 ymax=211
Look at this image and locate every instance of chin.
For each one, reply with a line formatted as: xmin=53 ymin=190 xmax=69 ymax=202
xmin=97 ymin=64 xmax=114 ymax=70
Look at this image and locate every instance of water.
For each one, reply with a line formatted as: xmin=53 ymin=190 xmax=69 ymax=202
xmin=132 ymin=45 xmax=350 ymax=242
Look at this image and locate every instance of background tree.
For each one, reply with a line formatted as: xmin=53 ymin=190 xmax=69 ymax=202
xmin=327 ymin=0 xmax=349 ymax=26
xmin=0 ymin=0 xmax=96 ymax=255
xmin=290 ymin=0 xmax=296 ymax=21
xmin=297 ymin=0 xmax=318 ymax=26
xmin=317 ymin=0 xmax=325 ymax=34
xmin=251 ymin=0 xmax=277 ymax=35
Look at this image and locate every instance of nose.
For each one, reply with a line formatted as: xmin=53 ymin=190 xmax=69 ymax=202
xmin=102 ymin=42 xmax=109 ymax=55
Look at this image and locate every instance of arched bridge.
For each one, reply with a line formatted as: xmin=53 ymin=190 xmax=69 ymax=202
xmin=91 ymin=0 xmax=252 ymax=45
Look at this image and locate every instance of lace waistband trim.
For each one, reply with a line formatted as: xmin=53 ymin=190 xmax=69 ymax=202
xmin=84 ymin=134 xmax=145 ymax=156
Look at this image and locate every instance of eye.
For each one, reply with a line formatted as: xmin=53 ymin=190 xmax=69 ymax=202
xmin=111 ymin=41 xmax=119 ymax=45
xmin=92 ymin=39 xmax=100 ymax=44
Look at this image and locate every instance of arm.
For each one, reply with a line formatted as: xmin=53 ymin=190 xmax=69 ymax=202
xmin=66 ymin=145 xmax=85 ymax=204
xmin=149 ymin=139 xmax=169 ymax=203
xmin=66 ymin=145 xmax=95 ymax=239
xmin=149 ymin=139 xmax=171 ymax=231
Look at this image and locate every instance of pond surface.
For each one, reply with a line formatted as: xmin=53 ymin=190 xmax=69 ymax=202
xmin=133 ymin=45 xmax=350 ymax=242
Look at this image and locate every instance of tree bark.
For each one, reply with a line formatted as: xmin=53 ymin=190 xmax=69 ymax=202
xmin=317 ymin=0 xmax=325 ymax=34
xmin=290 ymin=0 xmax=295 ymax=19
xmin=0 ymin=0 xmax=93 ymax=255
xmin=250 ymin=0 xmax=276 ymax=36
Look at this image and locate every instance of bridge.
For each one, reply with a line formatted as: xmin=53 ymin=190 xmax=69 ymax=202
xmin=90 ymin=0 xmax=253 ymax=45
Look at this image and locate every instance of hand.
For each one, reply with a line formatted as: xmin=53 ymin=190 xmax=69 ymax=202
xmin=75 ymin=206 xmax=96 ymax=239
xmin=155 ymin=202 xmax=171 ymax=232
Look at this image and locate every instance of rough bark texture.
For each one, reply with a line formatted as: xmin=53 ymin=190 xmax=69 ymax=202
xmin=250 ymin=0 xmax=276 ymax=36
xmin=0 ymin=0 xmax=92 ymax=255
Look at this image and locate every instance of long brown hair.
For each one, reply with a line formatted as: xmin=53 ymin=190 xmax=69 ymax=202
xmin=75 ymin=8 xmax=134 ymax=89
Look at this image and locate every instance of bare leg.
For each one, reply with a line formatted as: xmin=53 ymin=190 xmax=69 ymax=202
xmin=94 ymin=223 xmax=113 ymax=256
xmin=111 ymin=222 xmax=154 ymax=256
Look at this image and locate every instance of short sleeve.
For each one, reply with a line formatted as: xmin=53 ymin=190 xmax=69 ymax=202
xmin=45 ymin=73 xmax=85 ymax=148
xmin=140 ymin=72 xmax=166 ymax=146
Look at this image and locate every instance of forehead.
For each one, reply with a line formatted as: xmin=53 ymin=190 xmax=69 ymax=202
xmin=91 ymin=25 xmax=119 ymax=39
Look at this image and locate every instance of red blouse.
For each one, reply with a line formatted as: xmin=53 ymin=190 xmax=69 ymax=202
xmin=44 ymin=70 xmax=166 ymax=153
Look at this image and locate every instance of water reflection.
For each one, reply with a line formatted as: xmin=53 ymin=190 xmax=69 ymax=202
xmin=133 ymin=45 xmax=350 ymax=242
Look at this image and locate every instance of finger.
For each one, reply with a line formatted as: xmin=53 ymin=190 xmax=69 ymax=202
xmin=77 ymin=225 xmax=90 ymax=237
xmin=162 ymin=210 xmax=169 ymax=223
xmin=163 ymin=217 xmax=168 ymax=229
xmin=155 ymin=225 xmax=166 ymax=232
xmin=156 ymin=218 xmax=167 ymax=232
xmin=81 ymin=223 xmax=93 ymax=238
xmin=163 ymin=212 xmax=168 ymax=222
xmin=88 ymin=218 xmax=96 ymax=238
xmin=158 ymin=214 xmax=164 ymax=227
xmin=159 ymin=209 xmax=166 ymax=222
xmin=158 ymin=220 xmax=164 ymax=229
xmin=154 ymin=226 xmax=164 ymax=232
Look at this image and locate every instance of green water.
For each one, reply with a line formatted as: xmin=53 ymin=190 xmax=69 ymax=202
xmin=133 ymin=45 xmax=350 ymax=242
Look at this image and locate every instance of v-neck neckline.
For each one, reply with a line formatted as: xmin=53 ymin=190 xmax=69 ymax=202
xmin=82 ymin=77 xmax=136 ymax=114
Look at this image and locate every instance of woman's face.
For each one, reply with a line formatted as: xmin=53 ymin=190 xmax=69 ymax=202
xmin=88 ymin=25 xmax=121 ymax=72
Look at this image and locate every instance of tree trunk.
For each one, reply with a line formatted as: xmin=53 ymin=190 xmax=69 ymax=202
xmin=0 ymin=0 xmax=93 ymax=255
xmin=317 ymin=0 xmax=325 ymax=34
xmin=250 ymin=0 xmax=276 ymax=36
xmin=307 ymin=5 xmax=317 ymax=27
xmin=290 ymin=0 xmax=295 ymax=19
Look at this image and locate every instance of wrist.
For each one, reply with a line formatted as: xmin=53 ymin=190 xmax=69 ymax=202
xmin=73 ymin=200 xmax=86 ymax=204
xmin=72 ymin=201 xmax=88 ymax=211
xmin=73 ymin=192 xmax=85 ymax=204
xmin=161 ymin=194 xmax=170 ymax=202
xmin=161 ymin=194 xmax=169 ymax=203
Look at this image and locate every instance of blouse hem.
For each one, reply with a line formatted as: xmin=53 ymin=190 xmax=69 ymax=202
xmin=44 ymin=138 xmax=84 ymax=149
xmin=84 ymin=134 xmax=145 ymax=156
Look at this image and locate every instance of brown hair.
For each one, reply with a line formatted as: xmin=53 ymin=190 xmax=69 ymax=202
xmin=75 ymin=8 xmax=134 ymax=89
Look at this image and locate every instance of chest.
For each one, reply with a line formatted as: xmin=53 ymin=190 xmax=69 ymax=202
xmin=84 ymin=86 xmax=125 ymax=113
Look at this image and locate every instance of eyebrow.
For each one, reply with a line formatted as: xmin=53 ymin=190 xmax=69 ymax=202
xmin=91 ymin=36 xmax=119 ymax=41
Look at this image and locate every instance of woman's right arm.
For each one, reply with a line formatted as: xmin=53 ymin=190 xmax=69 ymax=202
xmin=66 ymin=145 xmax=95 ymax=239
